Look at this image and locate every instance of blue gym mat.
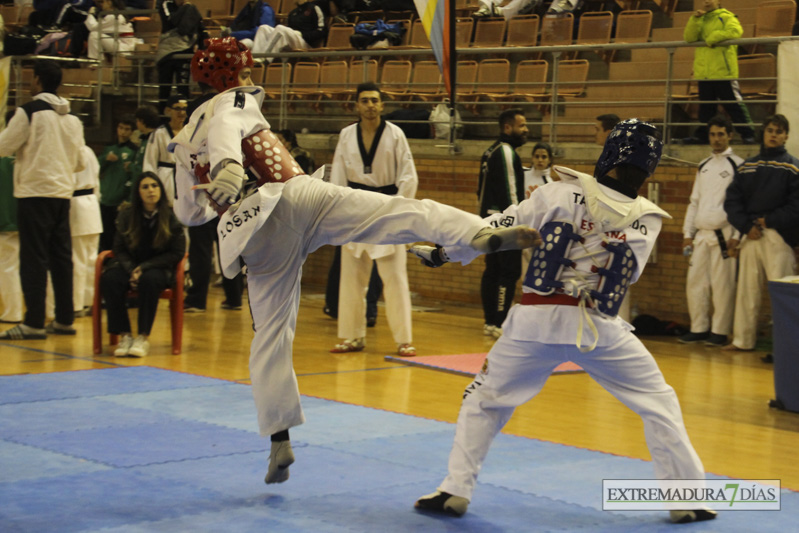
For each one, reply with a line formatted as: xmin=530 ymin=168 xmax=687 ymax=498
xmin=0 ymin=367 xmax=795 ymax=532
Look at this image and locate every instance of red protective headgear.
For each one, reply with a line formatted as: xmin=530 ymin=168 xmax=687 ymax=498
xmin=191 ymin=37 xmax=254 ymax=93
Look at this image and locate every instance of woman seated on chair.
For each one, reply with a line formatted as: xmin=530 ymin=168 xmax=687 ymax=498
xmin=101 ymin=172 xmax=185 ymax=357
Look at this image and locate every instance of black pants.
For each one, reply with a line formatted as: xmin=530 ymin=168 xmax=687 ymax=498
xmin=17 ymin=197 xmax=73 ymax=329
xmin=184 ymin=219 xmax=244 ymax=309
xmin=99 ymin=204 xmax=119 ymax=252
xmin=481 ymin=250 xmax=522 ymax=328
xmin=694 ymin=79 xmax=755 ymax=142
xmin=325 ymin=246 xmax=382 ymax=319
xmin=184 ymin=220 xmax=216 ymax=310
xmin=157 ymin=53 xmax=191 ymax=112
xmin=101 ymin=265 xmax=169 ymax=336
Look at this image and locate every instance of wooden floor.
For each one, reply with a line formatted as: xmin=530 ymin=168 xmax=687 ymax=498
xmin=2 ymin=282 xmax=798 ymax=491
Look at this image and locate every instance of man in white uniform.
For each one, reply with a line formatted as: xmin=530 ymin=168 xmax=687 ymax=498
xmin=330 ymin=82 xmax=417 ymax=357
xmin=411 ymin=120 xmax=716 ymax=525
xmin=143 ymin=95 xmax=186 ymax=204
xmin=169 ymin=37 xmax=540 ymax=487
xmin=723 ymin=114 xmax=799 ymax=351
xmin=70 ymin=145 xmax=103 ymax=317
xmin=680 ymin=115 xmax=742 ymax=346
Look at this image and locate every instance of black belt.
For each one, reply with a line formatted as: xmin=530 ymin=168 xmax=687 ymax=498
xmin=714 ymin=229 xmax=729 ymax=259
xmin=347 ymin=181 xmax=398 ymax=195
xmin=73 ymin=189 xmax=93 ymax=197
xmin=157 ymin=162 xmax=176 ymax=169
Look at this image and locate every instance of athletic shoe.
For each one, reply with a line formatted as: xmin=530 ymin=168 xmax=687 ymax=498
xmin=221 ymin=301 xmax=242 ymax=310
xmin=669 ymin=509 xmax=717 ymax=524
xmin=265 ymin=440 xmax=295 ymax=484
xmin=678 ymin=331 xmax=710 ymax=344
xmin=183 ymin=304 xmax=206 ymax=313
xmin=114 ymin=335 xmax=134 ymax=357
xmin=367 ymin=316 xmax=377 ymax=327
xmin=127 ymin=335 xmax=150 ymax=357
xmin=704 ymin=333 xmax=727 ymax=346
xmin=483 ymin=324 xmax=502 ymax=338
xmin=741 ymin=136 xmax=757 ymax=145
xmin=415 ymin=490 xmax=470 ymax=517
xmin=761 ymin=353 xmax=774 ymax=364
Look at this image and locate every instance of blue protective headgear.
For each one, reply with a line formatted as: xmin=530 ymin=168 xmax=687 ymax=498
xmin=594 ymin=119 xmax=663 ymax=180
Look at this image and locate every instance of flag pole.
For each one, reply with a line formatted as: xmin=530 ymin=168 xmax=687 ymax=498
xmin=447 ymin=0 xmax=458 ymax=153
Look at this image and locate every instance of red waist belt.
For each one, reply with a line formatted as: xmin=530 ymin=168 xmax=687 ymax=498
xmin=521 ymin=293 xmax=593 ymax=308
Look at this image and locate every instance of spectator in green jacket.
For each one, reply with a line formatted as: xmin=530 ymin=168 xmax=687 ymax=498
xmin=683 ymin=0 xmax=755 ymax=145
xmin=98 ymin=116 xmax=137 ymax=251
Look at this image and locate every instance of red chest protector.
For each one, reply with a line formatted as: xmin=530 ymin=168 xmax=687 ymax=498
xmin=194 ymin=129 xmax=306 ymax=214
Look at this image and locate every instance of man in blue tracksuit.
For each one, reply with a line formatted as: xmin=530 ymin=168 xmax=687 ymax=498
xmin=724 ymin=114 xmax=799 ymax=351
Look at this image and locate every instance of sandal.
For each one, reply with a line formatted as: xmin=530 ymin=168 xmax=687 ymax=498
xmin=330 ymin=338 xmax=366 ymax=353
xmin=46 ymin=321 xmax=77 ymax=335
xmin=397 ymin=343 xmax=416 ymax=357
xmin=0 ymin=324 xmax=47 ymax=340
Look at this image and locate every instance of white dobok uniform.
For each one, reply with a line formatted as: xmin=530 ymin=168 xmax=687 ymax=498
xmin=70 ymin=146 xmax=102 ymax=312
xmin=331 ymin=121 xmax=417 ymax=344
xmin=438 ymin=166 xmax=706 ymax=501
xmin=682 ymin=148 xmax=742 ymax=335
xmin=479 ymin=0 xmax=540 ymax=21
xmin=143 ymin=124 xmax=178 ymax=204
xmin=170 ymin=86 xmax=490 ymax=437
xmin=0 ymin=231 xmax=22 ymax=322
xmin=84 ymin=13 xmax=141 ymax=60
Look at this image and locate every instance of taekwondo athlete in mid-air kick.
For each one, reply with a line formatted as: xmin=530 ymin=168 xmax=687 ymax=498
xmin=168 ymin=37 xmax=541 ymax=486
xmin=411 ymin=119 xmax=717 ymax=525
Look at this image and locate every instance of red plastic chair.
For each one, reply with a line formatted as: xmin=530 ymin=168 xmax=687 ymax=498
xmin=92 ymin=250 xmax=187 ymax=355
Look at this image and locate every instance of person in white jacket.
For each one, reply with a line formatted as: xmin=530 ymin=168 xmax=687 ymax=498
xmin=680 ymin=115 xmax=742 ymax=346
xmin=0 ymin=60 xmax=86 ymax=340
xmin=169 ymin=37 xmax=540 ymax=489
xmin=84 ymin=0 xmax=142 ymax=60
xmin=70 ymin=145 xmax=103 ymax=316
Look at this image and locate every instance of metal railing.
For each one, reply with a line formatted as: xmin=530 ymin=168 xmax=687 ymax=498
xmin=6 ymin=26 xmax=797 ymax=142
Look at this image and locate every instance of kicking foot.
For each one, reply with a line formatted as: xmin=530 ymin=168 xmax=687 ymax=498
xmin=265 ymin=440 xmax=295 ymax=484
xmin=669 ymin=509 xmax=718 ymax=524
xmin=397 ymin=343 xmax=416 ymax=357
xmin=415 ymin=490 xmax=469 ymax=517
xmin=0 ymin=324 xmax=47 ymax=340
xmin=330 ymin=338 xmax=365 ymax=353
xmin=470 ymin=225 xmax=542 ymax=254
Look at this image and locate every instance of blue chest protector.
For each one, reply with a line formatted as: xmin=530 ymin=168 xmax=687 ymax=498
xmin=589 ymin=241 xmax=637 ymax=316
xmin=523 ymin=221 xmax=637 ymax=318
xmin=523 ymin=221 xmax=582 ymax=295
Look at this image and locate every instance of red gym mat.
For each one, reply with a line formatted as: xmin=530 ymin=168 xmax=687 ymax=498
xmin=384 ymin=352 xmax=583 ymax=377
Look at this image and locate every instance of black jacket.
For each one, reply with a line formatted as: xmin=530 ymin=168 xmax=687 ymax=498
xmin=477 ymin=134 xmax=525 ymax=218
xmin=724 ymin=145 xmax=799 ymax=246
xmin=110 ymin=207 xmax=186 ymax=281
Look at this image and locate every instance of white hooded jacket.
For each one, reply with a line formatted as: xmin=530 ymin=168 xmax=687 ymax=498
xmin=0 ymin=92 xmax=85 ymax=199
